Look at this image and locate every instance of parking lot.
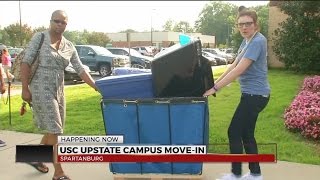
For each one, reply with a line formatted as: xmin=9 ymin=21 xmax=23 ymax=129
xmin=1 ymin=64 xmax=229 ymax=97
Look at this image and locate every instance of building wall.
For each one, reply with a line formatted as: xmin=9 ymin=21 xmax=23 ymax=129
xmin=268 ymin=1 xmax=287 ymax=68
xmin=107 ymin=31 xmax=215 ymax=49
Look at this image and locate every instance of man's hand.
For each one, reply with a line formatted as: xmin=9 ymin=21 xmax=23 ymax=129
xmin=21 ymin=88 xmax=32 ymax=103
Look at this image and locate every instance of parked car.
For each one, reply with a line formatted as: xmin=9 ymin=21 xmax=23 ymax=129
xmin=202 ymin=51 xmax=227 ymax=65
xmin=8 ymin=47 xmax=24 ymax=65
xmin=107 ymin=47 xmax=153 ymax=69
xmin=222 ymin=48 xmax=236 ymax=60
xmin=203 ymin=48 xmax=234 ymax=64
xmin=132 ymin=46 xmax=154 ymax=57
xmin=201 ymin=52 xmax=217 ymax=66
xmin=8 ymin=48 xmax=23 ymax=58
xmin=75 ymin=45 xmax=130 ymax=77
xmin=64 ymin=63 xmax=90 ymax=81
xmin=160 ymin=47 xmax=168 ymax=51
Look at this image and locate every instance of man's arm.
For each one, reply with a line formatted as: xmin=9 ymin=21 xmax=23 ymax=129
xmin=79 ymin=71 xmax=98 ymax=91
xmin=20 ymin=63 xmax=31 ymax=90
xmin=20 ymin=63 xmax=32 ymax=102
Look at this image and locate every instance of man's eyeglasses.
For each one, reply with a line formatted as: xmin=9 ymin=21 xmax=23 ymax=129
xmin=51 ymin=19 xmax=67 ymax=25
xmin=236 ymin=22 xmax=254 ymax=28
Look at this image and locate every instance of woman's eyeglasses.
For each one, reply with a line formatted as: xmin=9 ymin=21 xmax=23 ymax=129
xmin=51 ymin=19 xmax=67 ymax=25
xmin=236 ymin=22 xmax=254 ymax=28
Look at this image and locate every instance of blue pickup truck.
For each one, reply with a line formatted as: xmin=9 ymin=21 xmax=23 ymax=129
xmin=75 ymin=45 xmax=130 ymax=77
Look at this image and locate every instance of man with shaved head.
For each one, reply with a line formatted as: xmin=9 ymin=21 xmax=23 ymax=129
xmin=21 ymin=10 xmax=98 ymax=180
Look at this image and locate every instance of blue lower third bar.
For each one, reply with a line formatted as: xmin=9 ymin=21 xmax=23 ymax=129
xmin=16 ymin=145 xmax=54 ymax=162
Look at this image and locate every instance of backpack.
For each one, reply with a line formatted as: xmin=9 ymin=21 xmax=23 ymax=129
xmin=12 ymin=50 xmax=26 ymax=80
xmin=12 ymin=32 xmax=44 ymax=82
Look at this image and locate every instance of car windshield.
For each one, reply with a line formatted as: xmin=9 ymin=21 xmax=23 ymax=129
xmin=226 ymin=49 xmax=233 ymax=54
xmin=93 ymin=46 xmax=113 ymax=55
xmin=144 ymin=47 xmax=153 ymax=53
xmin=214 ymin=48 xmax=225 ymax=54
xmin=203 ymin=51 xmax=218 ymax=58
xmin=203 ymin=49 xmax=216 ymax=54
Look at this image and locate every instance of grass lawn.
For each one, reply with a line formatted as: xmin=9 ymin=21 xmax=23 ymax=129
xmin=0 ymin=68 xmax=319 ymax=165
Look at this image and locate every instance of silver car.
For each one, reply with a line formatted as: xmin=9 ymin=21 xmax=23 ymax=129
xmin=202 ymin=51 xmax=227 ymax=65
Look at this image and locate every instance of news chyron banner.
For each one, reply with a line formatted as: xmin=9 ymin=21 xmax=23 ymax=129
xmin=56 ymin=135 xmax=276 ymax=163
xmin=16 ymin=135 xmax=277 ymax=163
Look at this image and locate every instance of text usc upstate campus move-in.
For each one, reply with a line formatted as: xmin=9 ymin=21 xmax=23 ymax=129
xmin=58 ymin=145 xmax=206 ymax=154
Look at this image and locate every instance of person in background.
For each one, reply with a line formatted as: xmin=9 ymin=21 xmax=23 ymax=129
xmin=0 ymin=66 xmax=7 ymax=147
xmin=1 ymin=48 xmax=14 ymax=82
xmin=203 ymin=6 xmax=270 ymax=180
xmin=21 ymin=10 xmax=98 ymax=180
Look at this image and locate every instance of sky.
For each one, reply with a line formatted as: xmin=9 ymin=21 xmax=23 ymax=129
xmin=0 ymin=1 xmax=268 ymax=33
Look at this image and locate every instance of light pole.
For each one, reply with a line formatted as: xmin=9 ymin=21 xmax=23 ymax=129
xmin=19 ymin=0 xmax=22 ymax=47
xmin=150 ymin=9 xmax=156 ymax=46
xmin=225 ymin=23 xmax=230 ymax=47
xmin=151 ymin=14 xmax=152 ymax=46
xmin=227 ymin=24 xmax=230 ymax=47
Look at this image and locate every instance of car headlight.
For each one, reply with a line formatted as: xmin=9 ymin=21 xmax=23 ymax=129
xmin=113 ymin=57 xmax=131 ymax=67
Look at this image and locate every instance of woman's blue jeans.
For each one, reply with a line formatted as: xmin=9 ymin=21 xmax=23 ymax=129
xmin=228 ymin=93 xmax=270 ymax=176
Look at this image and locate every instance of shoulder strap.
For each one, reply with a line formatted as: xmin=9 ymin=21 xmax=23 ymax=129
xmin=36 ymin=32 xmax=45 ymax=53
xmin=29 ymin=32 xmax=45 ymax=83
xmin=31 ymin=32 xmax=45 ymax=64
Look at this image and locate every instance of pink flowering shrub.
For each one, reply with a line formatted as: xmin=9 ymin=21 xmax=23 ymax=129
xmin=302 ymin=75 xmax=320 ymax=92
xmin=284 ymin=75 xmax=320 ymax=140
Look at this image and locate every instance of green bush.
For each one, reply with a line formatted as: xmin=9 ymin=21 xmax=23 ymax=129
xmin=272 ymin=1 xmax=320 ymax=73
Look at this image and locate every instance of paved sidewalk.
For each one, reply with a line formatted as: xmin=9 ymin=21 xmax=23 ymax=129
xmin=0 ymin=79 xmax=83 ymax=97
xmin=0 ymin=130 xmax=319 ymax=180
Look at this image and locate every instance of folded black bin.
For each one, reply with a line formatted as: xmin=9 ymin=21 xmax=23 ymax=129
xmin=151 ymin=39 xmax=214 ymax=98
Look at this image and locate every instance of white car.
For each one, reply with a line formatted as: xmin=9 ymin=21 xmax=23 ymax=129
xmin=202 ymin=52 xmax=217 ymax=66
xmin=132 ymin=46 xmax=153 ymax=57
xmin=202 ymin=51 xmax=227 ymax=65
xmin=203 ymin=48 xmax=234 ymax=64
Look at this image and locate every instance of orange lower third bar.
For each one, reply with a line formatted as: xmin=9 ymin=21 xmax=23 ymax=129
xmin=57 ymin=154 xmax=276 ymax=163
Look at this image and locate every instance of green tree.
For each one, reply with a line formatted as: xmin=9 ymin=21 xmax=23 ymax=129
xmin=33 ymin=26 xmax=48 ymax=33
xmin=86 ymin=31 xmax=111 ymax=47
xmin=195 ymin=2 xmax=237 ymax=47
xmin=0 ymin=28 xmax=9 ymax=45
xmin=162 ymin=19 xmax=174 ymax=31
xmin=67 ymin=29 xmax=91 ymax=45
xmin=79 ymin=30 xmax=90 ymax=45
xmin=273 ymin=1 xmax=320 ymax=72
xmin=119 ymin=29 xmax=137 ymax=33
xmin=64 ymin=30 xmax=78 ymax=44
xmin=3 ymin=23 xmax=33 ymax=47
xmin=173 ymin=21 xmax=194 ymax=33
xmin=253 ymin=5 xmax=269 ymax=38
